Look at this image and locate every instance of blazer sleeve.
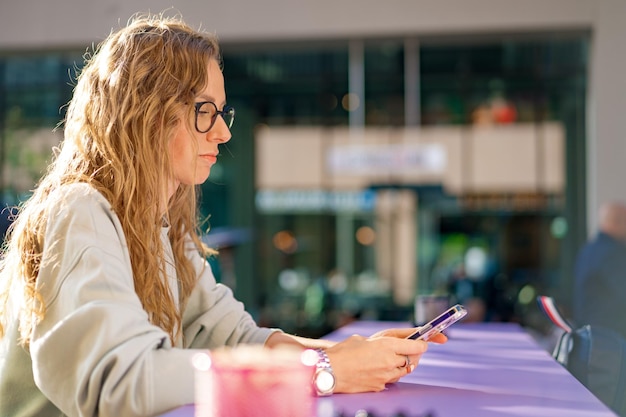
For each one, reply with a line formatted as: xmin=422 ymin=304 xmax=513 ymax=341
xmin=181 ymin=246 xmax=278 ymax=350
xmin=29 ymin=185 xmax=223 ymax=417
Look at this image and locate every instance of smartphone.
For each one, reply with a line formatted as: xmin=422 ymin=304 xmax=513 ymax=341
xmin=407 ymin=304 xmax=467 ymax=340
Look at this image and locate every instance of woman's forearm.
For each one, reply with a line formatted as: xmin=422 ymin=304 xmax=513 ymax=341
xmin=264 ymin=332 xmax=336 ymax=350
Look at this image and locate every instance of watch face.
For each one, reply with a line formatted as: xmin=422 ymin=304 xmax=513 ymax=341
xmin=316 ymin=369 xmax=335 ymax=393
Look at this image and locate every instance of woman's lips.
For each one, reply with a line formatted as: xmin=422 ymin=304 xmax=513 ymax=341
xmin=199 ymin=154 xmax=217 ymax=164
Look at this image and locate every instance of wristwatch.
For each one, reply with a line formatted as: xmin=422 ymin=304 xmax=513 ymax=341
xmin=313 ymin=348 xmax=336 ymax=396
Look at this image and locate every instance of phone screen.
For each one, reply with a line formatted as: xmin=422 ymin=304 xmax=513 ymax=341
xmin=407 ymin=304 xmax=467 ymax=340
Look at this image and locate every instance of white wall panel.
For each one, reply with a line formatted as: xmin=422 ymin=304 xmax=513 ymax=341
xmin=0 ymin=0 xmax=595 ymax=49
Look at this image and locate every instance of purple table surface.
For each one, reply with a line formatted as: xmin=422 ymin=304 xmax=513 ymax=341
xmin=159 ymin=321 xmax=617 ymax=417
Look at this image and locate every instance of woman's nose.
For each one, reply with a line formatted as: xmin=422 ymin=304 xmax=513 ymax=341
xmin=209 ymin=117 xmax=232 ymax=143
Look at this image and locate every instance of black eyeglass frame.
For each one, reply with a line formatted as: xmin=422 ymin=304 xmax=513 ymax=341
xmin=193 ymin=101 xmax=235 ymax=133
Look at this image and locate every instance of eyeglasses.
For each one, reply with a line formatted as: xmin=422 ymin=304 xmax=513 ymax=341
xmin=193 ymin=101 xmax=236 ymax=133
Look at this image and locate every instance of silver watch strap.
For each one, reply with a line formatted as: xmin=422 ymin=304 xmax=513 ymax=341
xmin=315 ymin=348 xmax=332 ymax=370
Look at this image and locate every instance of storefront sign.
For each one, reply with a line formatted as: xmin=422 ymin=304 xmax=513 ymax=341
xmin=327 ymin=143 xmax=446 ymax=174
xmin=255 ymin=189 xmax=376 ymax=213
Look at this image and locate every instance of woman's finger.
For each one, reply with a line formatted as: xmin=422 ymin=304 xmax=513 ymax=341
xmin=428 ymin=333 xmax=448 ymax=344
xmin=369 ymin=327 xmax=450 ymax=344
xmin=369 ymin=328 xmax=415 ymax=339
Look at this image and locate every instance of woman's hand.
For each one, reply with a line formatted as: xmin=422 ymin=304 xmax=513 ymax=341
xmin=265 ymin=327 xmax=448 ymax=394
xmin=324 ymin=331 xmax=436 ymax=393
xmin=370 ymin=327 xmax=449 ymax=344
xmin=367 ymin=327 xmax=447 ymax=384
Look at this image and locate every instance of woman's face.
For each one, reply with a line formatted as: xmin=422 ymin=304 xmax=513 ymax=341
xmin=168 ymin=59 xmax=232 ymax=196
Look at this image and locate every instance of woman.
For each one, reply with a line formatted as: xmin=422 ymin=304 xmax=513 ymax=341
xmin=0 ymin=13 xmax=445 ymax=417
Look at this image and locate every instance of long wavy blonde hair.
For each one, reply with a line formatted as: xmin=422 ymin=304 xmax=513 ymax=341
xmin=0 ymin=13 xmax=219 ymax=345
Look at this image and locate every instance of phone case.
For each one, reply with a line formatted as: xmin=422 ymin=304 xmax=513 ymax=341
xmin=407 ymin=304 xmax=467 ymax=340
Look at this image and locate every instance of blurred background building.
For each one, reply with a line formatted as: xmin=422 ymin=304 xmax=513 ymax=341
xmin=1 ymin=0 xmax=625 ymax=338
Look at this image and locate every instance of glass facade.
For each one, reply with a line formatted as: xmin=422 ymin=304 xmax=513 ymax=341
xmin=223 ymin=47 xmax=350 ymax=126
xmin=420 ymin=38 xmax=588 ymax=125
xmin=0 ymin=52 xmax=80 ymax=237
xmin=220 ymin=33 xmax=589 ymax=337
xmin=364 ymin=41 xmax=405 ymax=126
xmin=0 ymin=32 xmax=589 ymax=338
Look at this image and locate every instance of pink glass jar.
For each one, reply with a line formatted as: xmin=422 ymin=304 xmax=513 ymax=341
xmin=194 ymin=346 xmax=317 ymax=417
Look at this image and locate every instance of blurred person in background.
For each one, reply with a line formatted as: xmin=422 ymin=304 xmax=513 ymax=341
xmin=573 ymin=201 xmax=626 ymax=338
xmin=0 ymin=13 xmax=445 ymax=417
